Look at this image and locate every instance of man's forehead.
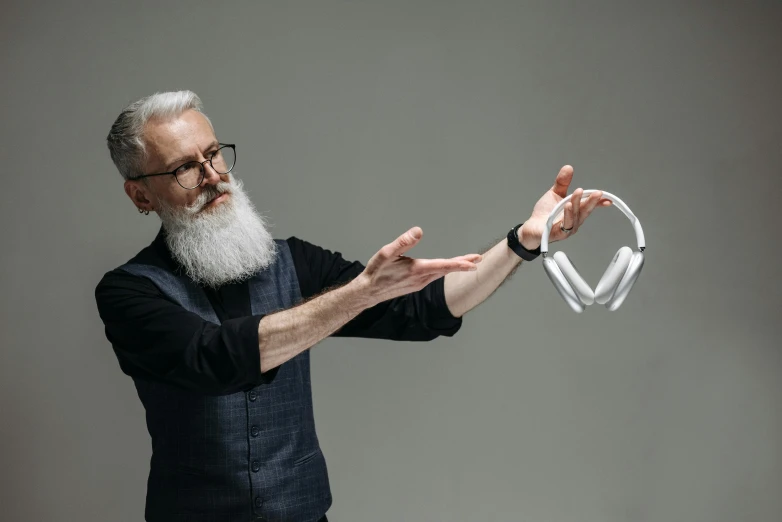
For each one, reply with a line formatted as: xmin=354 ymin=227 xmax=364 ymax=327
xmin=144 ymin=110 xmax=216 ymax=166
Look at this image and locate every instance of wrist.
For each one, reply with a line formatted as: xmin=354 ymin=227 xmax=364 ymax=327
xmin=507 ymin=222 xmax=540 ymax=261
xmin=518 ymin=222 xmax=542 ymax=251
xmin=346 ymin=273 xmax=379 ymax=310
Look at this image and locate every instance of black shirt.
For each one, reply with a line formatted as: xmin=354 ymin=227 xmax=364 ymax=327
xmin=95 ymin=227 xmax=462 ymax=395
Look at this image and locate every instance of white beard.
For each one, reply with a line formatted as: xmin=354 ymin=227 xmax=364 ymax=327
xmin=155 ymin=175 xmax=278 ymax=287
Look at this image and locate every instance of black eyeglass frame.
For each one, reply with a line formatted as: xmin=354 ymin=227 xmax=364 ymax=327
xmin=132 ymin=143 xmax=236 ymax=190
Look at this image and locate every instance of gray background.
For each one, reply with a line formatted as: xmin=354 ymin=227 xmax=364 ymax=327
xmin=1 ymin=1 xmax=780 ymax=521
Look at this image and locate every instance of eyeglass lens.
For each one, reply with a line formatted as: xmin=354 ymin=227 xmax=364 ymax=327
xmin=175 ymin=146 xmax=236 ymax=189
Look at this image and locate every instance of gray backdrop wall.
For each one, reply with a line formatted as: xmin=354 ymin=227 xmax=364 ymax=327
xmin=1 ymin=1 xmax=780 ymax=521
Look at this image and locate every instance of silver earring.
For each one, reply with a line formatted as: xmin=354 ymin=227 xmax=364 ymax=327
xmin=138 ymin=208 xmax=150 ymax=215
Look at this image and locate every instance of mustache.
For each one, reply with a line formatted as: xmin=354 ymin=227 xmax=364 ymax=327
xmin=188 ymin=182 xmax=233 ymax=212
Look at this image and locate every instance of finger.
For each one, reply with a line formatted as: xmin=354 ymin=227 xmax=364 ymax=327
xmin=414 ymin=258 xmax=479 ymax=274
xmin=552 ymin=165 xmax=573 ymax=198
xmin=576 ymin=192 xmax=600 ymax=225
xmin=562 ymin=201 xmax=574 ymax=230
xmin=384 ymin=227 xmax=423 ymax=258
xmin=578 ymin=191 xmax=603 ymax=224
xmin=454 ymin=253 xmax=483 ymax=263
xmin=428 ymin=253 xmax=482 ymax=266
xmin=571 ymin=188 xmax=583 ymax=230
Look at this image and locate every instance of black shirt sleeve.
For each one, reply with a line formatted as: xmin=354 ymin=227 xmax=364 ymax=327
xmin=95 ymin=236 xmax=462 ymax=395
xmin=286 ymin=236 xmax=463 ymax=341
xmin=95 ymin=269 xmax=267 ymax=395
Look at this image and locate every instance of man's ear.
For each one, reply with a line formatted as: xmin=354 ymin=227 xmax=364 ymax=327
xmin=124 ymin=179 xmax=155 ymax=213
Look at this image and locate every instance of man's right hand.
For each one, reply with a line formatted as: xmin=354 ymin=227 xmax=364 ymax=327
xmin=259 ymin=226 xmax=480 ymax=373
xmin=355 ymin=226 xmax=482 ymax=308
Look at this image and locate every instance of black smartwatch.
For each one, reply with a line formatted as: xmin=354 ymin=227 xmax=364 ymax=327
xmin=507 ymin=223 xmax=541 ymax=261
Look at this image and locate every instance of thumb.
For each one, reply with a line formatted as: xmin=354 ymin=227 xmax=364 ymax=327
xmin=552 ymin=165 xmax=573 ymax=198
xmin=388 ymin=226 xmax=423 ymax=257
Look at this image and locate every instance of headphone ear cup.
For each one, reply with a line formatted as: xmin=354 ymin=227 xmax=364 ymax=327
xmin=552 ymin=251 xmax=594 ymax=305
xmin=594 ymin=246 xmax=633 ymax=304
xmin=543 ymin=256 xmax=586 ymax=313
xmin=605 ymin=251 xmax=644 ymax=311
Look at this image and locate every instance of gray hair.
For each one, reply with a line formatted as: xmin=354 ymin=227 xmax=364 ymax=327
xmin=106 ymin=90 xmax=212 ymax=180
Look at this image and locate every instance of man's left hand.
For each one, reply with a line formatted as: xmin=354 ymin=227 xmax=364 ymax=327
xmin=518 ymin=165 xmax=612 ymax=250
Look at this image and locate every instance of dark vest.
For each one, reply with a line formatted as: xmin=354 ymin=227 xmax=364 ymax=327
xmin=120 ymin=240 xmax=331 ymax=522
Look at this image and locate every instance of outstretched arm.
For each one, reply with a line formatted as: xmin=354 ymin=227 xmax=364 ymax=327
xmin=443 ymin=165 xmax=611 ymax=317
xmin=259 ymin=227 xmax=481 ymax=371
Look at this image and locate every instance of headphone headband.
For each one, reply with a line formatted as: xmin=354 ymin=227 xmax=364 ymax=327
xmin=540 ymin=190 xmax=645 ymax=253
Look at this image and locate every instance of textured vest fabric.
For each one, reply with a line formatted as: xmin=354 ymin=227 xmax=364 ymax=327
xmin=119 ymin=240 xmax=331 ymax=522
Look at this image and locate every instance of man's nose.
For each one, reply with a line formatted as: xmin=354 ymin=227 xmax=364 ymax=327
xmin=200 ymin=162 xmax=224 ymax=186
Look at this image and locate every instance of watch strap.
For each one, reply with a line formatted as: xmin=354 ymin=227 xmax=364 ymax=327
xmin=507 ymin=223 xmax=541 ymax=261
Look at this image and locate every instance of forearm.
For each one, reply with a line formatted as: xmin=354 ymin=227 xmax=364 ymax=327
xmin=443 ymin=225 xmax=540 ymax=317
xmin=443 ymin=238 xmax=520 ymax=317
xmin=259 ymin=277 xmax=372 ymax=371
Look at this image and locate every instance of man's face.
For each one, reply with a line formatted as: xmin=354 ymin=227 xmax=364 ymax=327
xmin=125 ymin=109 xmax=231 ymax=213
xmin=120 ymin=107 xmax=276 ymax=286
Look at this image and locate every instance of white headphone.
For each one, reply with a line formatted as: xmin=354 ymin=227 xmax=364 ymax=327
xmin=541 ymin=190 xmax=646 ymax=313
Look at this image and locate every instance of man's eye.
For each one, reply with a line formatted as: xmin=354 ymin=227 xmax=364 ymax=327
xmin=176 ymin=163 xmax=197 ymax=175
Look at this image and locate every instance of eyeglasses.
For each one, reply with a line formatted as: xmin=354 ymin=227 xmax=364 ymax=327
xmin=133 ymin=144 xmax=236 ymax=189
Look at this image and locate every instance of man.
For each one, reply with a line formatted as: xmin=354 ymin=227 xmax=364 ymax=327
xmin=95 ymin=90 xmax=609 ymax=522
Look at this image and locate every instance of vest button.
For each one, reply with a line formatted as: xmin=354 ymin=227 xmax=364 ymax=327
xmin=248 ymin=391 xmax=258 ymax=401
xmin=251 ymin=460 xmax=261 ymax=472
xmin=255 ymin=496 xmax=263 ymax=508
xmin=250 ymin=426 xmax=260 ymax=437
